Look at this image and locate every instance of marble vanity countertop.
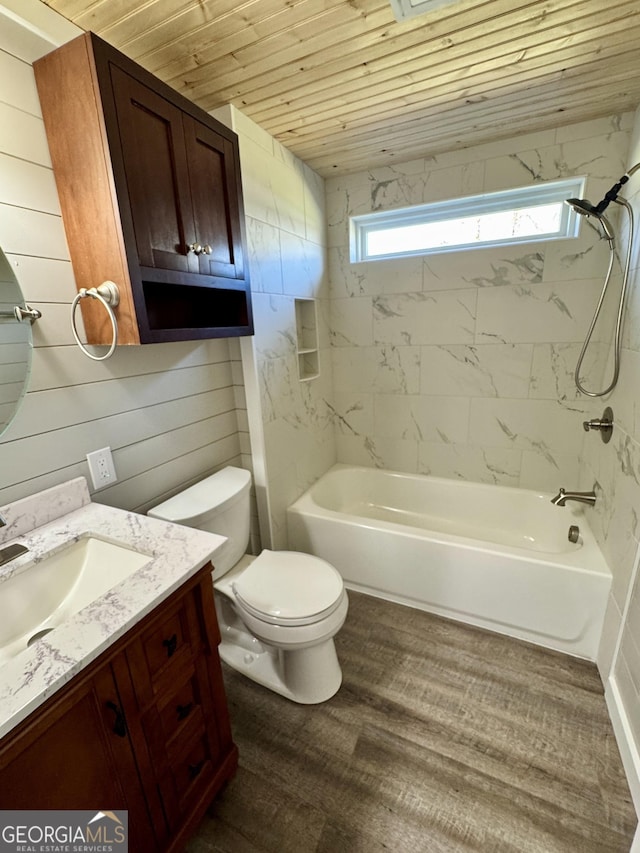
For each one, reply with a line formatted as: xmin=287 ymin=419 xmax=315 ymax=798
xmin=0 ymin=477 xmax=227 ymax=740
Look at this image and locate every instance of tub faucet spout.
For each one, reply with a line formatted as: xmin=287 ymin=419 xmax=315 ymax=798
xmin=550 ymin=487 xmax=597 ymax=507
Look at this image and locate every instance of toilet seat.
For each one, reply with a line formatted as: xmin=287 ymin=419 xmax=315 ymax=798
xmin=231 ymin=550 xmax=344 ymax=627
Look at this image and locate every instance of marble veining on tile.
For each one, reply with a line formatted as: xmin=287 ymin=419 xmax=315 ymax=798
xmin=373 ymin=291 xmax=477 ymax=346
xmin=529 ymin=342 xmax=598 ymax=402
xmin=322 ymin=115 xmax=636 ymax=495
xmin=475 ymin=279 xmax=604 ymax=345
xmin=421 ymin=344 xmax=532 ymax=398
xmin=615 ymin=434 xmax=640 ymax=486
xmin=464 ymin=253 xmax=544 ymax=287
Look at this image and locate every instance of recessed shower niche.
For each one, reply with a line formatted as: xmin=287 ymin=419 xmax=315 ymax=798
xmin=295 ymin=298 xmax=319 ymax=381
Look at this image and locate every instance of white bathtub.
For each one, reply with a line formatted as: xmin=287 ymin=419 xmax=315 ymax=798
xmin=287 ymin=464 xmax=612 ymax=660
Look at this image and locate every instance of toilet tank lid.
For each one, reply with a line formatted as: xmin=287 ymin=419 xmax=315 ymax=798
xmin=148 ymin=466 xmax=251 ymax=524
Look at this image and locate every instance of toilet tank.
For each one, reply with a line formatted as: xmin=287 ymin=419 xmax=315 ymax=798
xmin=148 ymin=467 xmax=252 ymax=576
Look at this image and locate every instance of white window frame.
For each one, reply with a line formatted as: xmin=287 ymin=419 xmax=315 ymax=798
xmin=350 ymin=177 xmax=586 ymax=263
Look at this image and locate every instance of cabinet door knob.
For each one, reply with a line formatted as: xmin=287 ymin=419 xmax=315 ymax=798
xmin=176 ymin=702 xmax=193 ymax=721
xmin=106 ymin=701 xmax=127 ymax=738
xmin=162 ymin=633 xmax=178 ymax=657
xmin=188 ymin=759 xmax=205 ymax=780
xmin=202 ymin=244 xmax=212 ymax=255
xmin=189 ymin=242 xmax=203 ymax=255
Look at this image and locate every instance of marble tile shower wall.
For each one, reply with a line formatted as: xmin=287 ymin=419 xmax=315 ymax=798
xmin=584 ymin=106 xmax=640 ymax=703
xmin=228 ymin=108 xmax=336 ymax=549
xmin=326 ymin=114 xmax=634 ymax=493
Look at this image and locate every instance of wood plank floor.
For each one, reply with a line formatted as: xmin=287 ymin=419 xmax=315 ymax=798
xmin=186 ymin=591 xmax=637 ymax=852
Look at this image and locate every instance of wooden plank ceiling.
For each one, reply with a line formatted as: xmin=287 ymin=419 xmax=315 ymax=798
xmin=40 ymin=0 xmax=640 ymax=177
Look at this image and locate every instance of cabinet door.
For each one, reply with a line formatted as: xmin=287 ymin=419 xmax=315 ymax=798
xmin=0 ymin=665 xmax=157 ymax=851
xmin=110 ymin=65 xmax=199 ymax=275
xmin=183 ymin=116 xmax=245 ymax=280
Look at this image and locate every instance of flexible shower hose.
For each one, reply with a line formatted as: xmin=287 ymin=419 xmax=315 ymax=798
xmin=574 ymin=198 xmax=634 ymax=397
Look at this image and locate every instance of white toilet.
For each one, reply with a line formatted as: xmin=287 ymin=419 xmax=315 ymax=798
xmin=148 ymin=467 xmax=348 ymax=704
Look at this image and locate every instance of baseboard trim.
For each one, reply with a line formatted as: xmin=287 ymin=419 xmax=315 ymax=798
xmin=605 ymin=676 xmax=640 ymax=816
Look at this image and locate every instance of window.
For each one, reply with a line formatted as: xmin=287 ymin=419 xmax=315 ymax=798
xmin=350 ymin=177 xmax=586 ymax=263
xmin=389 ymin=0 xmax=460 ymax=23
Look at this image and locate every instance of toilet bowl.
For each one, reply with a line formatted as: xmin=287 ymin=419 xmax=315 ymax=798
xmin=148 ymin=467 xmax=348 ymax=704
xmin=214 ymin=552 xmax=348 ymax=703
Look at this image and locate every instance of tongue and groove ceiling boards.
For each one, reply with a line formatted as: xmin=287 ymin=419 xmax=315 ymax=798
xmin=40 ymin=0 xmax=640 ymax=176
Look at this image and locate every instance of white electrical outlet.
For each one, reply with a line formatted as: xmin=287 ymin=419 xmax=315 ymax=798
xmin=86 ymin=447 xmax=117 ymax=490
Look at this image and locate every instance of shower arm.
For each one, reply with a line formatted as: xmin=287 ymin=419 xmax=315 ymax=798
xmin=575 ymin=197 xmax=634 ymax=397
xmin=594 ymin=162 xmax=640 ymax=214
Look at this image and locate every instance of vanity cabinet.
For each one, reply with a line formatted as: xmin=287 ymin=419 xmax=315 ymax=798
xmin=34 ymin=32 xmax=253 ymax=344
xmin=0 ymin=665 xmax=155 ymax=851
xmin=0 ymin=564 xmax=237 ymax=853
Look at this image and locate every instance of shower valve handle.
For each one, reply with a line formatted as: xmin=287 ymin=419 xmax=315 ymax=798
xmin=583 ymin=418 xmax=610 ymax=431
xmin=582 ymin=407 xmax=613 ymax=443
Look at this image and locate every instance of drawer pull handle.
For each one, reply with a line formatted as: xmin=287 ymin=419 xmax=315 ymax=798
xmin=162 ymin=634 xmax=178 ymax=657
xmin=188 ymin=759 xmax=205 ymax=780
xmin=176 ymin=702 xmax=193 ymax=721
xmin=106 ymin=701 xmax=127 ymax=738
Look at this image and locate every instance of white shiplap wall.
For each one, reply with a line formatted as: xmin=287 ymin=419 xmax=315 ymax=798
xmin=0 ymin=25 xmax=247 ymax=513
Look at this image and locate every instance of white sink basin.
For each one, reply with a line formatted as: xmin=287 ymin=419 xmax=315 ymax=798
xmin=0 ymin=536 xmax=152 ymax=662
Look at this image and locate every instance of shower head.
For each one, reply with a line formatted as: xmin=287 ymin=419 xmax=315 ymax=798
xmin=565 ymin=162 xmax=640 ymax=246
xmin=565 ymin=197 xmax=615 ymax=244
xmin=565 ymin=197 xmax=616 ymax=245
xmin=565 ymin=198 xmax=599 ymax=217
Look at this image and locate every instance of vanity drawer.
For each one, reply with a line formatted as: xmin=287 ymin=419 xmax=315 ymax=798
xmin=168 ymin=729 xmax=217 ymax=815
xmin=139 ymin=655 xmax=229 ymax=830
xmin=141 ymin=603 xmax=197 ymax=681
xmin=157 ymin=667 xmax=203 ymax=743
xmin=139 ymin=654 xmax=219 ymax=766
xmin=127 ymin=590 xmax=205 ymax=706
xmin=172 ymin=729 xmax=217 ymax=799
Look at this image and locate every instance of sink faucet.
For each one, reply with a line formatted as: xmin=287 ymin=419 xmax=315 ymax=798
xmin=0 ymin=543 xmax=29 ymax=567
xmin=550 ymin=487 xmax=597 ymax=507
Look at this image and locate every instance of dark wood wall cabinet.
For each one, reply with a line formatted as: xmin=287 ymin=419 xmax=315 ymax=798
xmin=0 ymin=565 xmax=238 ymax=853
xmin=34 ymin=32 xmax=253 ymax=344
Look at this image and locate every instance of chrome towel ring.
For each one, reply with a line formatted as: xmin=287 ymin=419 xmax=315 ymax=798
xmin=71 ymin=281 xmax=120 ymax=361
